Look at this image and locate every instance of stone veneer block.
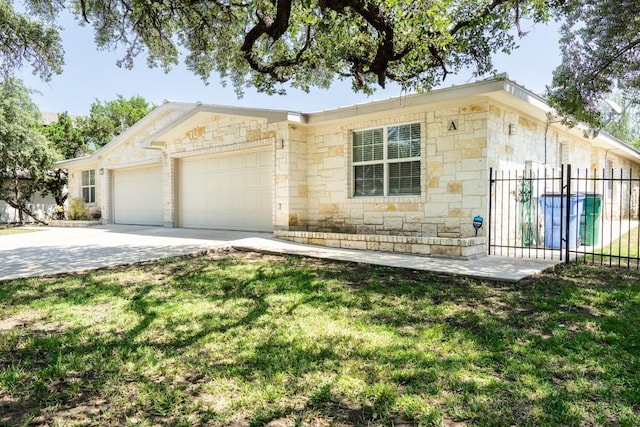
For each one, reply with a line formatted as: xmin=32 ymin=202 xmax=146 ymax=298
xmin=393 ymin=243 xmax=412 ymax=253
xmin=325 ymin=239 xmax=341 ymax=248
xmin=340 ymin=240 xmax=367 ymax=250
xmin=412 ymin=244 xmax=431 ymax=255
xmin=366 ymin=241 xmax=380 ymax=250
xmin=379 ymin=242 xmax=395 ymax=252
xmin=431 ymin=246 xmax=462 ymax=257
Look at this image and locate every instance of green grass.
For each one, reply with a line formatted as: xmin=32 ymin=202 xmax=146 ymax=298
xmin=585 ymin=226 xmax=640 ymax=267
xmin=1 ymin=250 xmax=639 ymax=426
xmin=0 ymin=226 xmax=41 ymax=236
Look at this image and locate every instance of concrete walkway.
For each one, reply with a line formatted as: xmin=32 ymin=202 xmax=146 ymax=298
xmin=0 ymin=225 xmax=561 ymax=282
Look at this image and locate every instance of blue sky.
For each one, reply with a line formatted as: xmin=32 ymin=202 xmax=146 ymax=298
xmin=18 ymin=12 xmax=561 ymax=116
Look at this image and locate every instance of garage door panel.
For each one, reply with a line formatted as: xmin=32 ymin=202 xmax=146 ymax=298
xmin=179 ymin=150 xmax=272 ymax=232
xmin=113 ymin=166 xmax=163 ymax=226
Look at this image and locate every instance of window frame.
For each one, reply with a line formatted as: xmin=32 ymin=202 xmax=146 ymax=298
xmin=81 ymin=169 xmax=96 ymax=204
xmin=606 ymin=159 xmax=614 ymax=202
xmin=351 ymin=122 xmax=422 ymax=198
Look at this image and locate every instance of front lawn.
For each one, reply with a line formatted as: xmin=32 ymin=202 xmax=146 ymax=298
xmin=1 ymin=251 xmax=639 ymax=426
xmin=0 ymin=226 xmax=41 ymax=236
xmin=586 ymin=225 xmax=640 ymax=268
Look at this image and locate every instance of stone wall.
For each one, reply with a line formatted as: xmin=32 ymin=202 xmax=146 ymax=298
xmin=299 ymin=100 xmax=490 ymax=240
xmin=163 ymin=113 xmax=277 ymax=157
xmin=275 ymin=230 xmax=486 ymax=259
xmin=274 ymin=123 xmax=308 ymax=230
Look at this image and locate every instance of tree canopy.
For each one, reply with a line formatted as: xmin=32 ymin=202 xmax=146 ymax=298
xmin=41 ymin=112 xmax=88 ymax=159
xmin=600 ymin=93 xmax=640 ymax=149
xmin=4 ymin=1 xmax=640 ymax=131
xmin=77 ymin=95 xmax=155 ymax=149
xmin=40 ymin=112 xmax=89 ymax=217
xmin=0 ymin=1 xmax=64 ymax=81
xmin=3 ymin=0 xmax=560 ymax=95
xmin=547 ymin=0 xmax=640 ymax=130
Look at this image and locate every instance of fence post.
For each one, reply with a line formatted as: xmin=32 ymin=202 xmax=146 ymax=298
xmin=565 ymin=164 xmax=572 ymax=263
xmin=488 ymin=167 xmax=493 ymax=255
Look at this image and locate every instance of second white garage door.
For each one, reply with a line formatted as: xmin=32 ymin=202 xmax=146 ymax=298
xmin=179 ymin=149 xmax=272 ymax=231
xmin=112 ymin=165 xmax=164 ymax=226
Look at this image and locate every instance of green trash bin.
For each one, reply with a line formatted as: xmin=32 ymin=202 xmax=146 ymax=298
xmin=579 ymin=193 xmax=602 ymax=246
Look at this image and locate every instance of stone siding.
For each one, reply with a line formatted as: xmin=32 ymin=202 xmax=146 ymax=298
xmin=164 ymin=113 xmax=277 ymax=157
xmin=275 ymin=230 xmax=486 ymax=259
xmin=300 ymin=101 xmax=489 ymax=241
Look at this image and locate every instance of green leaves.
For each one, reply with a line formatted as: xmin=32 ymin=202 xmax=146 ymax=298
xmin=76 ymin=95 xmax=155 ymax=149
xmin=0 ymin=1 xmax=64 ymax=81
xmin=11 ymin=0 xmax=638 ymax=133
xmin=6 ymin=1 xmax=557 ymax=97
xmin=0 ymin=77 xmax=55 ymax=223
xmin=549 ymin=0 xmax=640 ymax=130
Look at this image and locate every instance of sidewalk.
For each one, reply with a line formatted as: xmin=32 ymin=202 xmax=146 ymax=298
xmin=231 ymin=236 xmax=561 ymax=282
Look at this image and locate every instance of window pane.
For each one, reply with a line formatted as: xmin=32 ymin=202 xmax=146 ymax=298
xmin=387 ymin=126 xmax=400 ymax=159
xmin=82 ymin=170 xmax=96 ymax=186
xmin=82 ymin=187 xmax=90 ymax=203
xmin=409 ymin=123 xmax=421 ymax=157
xmin=388 ymin=123 xmax=421 ymax=159
xmin=389 ymin=161 xmax=421 ymax=195
xmin=353 ymin=129 xmax=383 ymax=162
xmin=354 ymin=164 xmax=384 ymax=196
xmin=90 ymin=187 xmax=96 ymax=203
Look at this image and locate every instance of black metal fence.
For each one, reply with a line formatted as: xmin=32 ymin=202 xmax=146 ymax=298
xmin=489 ymin=165 xmax=640 ymax=268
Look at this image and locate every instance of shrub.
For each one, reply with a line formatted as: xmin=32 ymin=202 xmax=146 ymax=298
xmin=68 ymin=199 xmax=88 ymax=220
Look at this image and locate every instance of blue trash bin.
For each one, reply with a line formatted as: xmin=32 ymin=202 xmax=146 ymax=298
xmin=539 ymin=194 xmax=585 ymax=249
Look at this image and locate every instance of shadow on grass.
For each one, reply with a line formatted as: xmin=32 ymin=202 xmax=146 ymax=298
xmin=0 ymin=252 xmax=639 ymax=426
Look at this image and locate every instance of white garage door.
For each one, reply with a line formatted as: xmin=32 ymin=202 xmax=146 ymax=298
xmin=113 ymin=165 xmax=163 ymax=226
xmin=179 ymin=149 xmax=272 ymax=231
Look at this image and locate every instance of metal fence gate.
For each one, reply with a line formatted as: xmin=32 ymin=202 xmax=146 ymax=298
xmin=489 ymin=164 xmax=640 ymax=268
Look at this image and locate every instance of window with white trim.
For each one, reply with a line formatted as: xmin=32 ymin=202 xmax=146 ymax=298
xmin=81 ymin=169 xmax=96 ymax=203
xmin=352 ymin=123 xmax=421 ymax=197
xmin=606 ymin=159 xmax=614 ymax=201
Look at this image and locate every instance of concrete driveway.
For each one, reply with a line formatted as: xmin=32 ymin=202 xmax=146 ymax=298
xmin=0 ymin=224 xmax=560 ymax=282
xmin=0 ymin=225 xmax=276 ymax=281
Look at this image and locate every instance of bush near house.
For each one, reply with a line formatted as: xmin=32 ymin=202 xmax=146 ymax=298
xmin=67 ymin=198 xmax=88 ymax=220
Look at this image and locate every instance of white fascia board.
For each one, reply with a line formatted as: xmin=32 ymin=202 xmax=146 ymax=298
xmin=306 ymin=78 xmax=511 ymax=124
xmin=596 ymin=132 xmax=640 ymax=162
xmin=54 ymin=155 xmax=95 ymax=168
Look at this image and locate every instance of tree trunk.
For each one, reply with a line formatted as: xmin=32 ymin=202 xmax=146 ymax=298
xmin=1 ymin=197 xmax=48 ymax=225
xmin=13 ymin=177 xmax=24 ymax=225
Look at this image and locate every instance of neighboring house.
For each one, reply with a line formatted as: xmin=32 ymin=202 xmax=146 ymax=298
xmin=55 ymin=77 xmax=640 ymax=258
xmin=0 ymin=170 xmax=57 ymax=224
xmin=0 ymin=192 xmax=57 ymax=223
xmin=0 ymin=112 xmax=74 ymax=224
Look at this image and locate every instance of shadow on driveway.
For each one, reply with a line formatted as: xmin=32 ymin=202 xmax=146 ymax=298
xmin=0 ymin=225 xmax=270 ymax=281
